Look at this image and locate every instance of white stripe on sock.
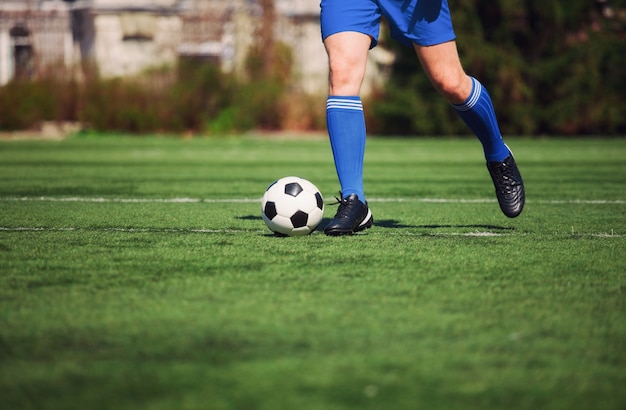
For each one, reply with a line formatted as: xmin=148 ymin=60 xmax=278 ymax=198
xmin=454 ymin=77 xmax=482 ymax=112
xmin=327 ymin=98 xmax=363 ymax=111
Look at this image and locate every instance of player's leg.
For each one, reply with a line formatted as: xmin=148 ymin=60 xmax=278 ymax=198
xmin=322 ymin=32 xmax=374 ymax=235
xmin=414 ymin=41 xmax=509 ymax=162
xmin=320 ymin=0 xmax=379 ymax=234
xmin=326 ymin=32 xmax=370 ymax=96
xmin=375 ymin=0 xmax=524 ymax=217
xmin=380 ymin=0 xmax=507 ymax=161
xmin=325 ymin=31 xmax=370 ymax=203
xmin=414 ymin=41 xmax=524 ymax=217
xmin=320 ymin=0 xmax=380 ymax=213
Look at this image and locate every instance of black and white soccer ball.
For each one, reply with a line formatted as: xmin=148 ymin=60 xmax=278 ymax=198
xmin=261 ymin=176 xmax=324 ymax=236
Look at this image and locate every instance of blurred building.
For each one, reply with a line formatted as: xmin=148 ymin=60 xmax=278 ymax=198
xmin=0 ymin=0 xmax=391 ymax=94
xmin=0 ymin=0 xmax=73 ymax=84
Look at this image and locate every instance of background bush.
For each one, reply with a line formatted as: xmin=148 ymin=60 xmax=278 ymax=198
xmin=0 ymin=68 xmax=79 ymax=130
xmin=368 ymin=0 xmax=626 ymax=136
xmin=0 ymin=39 xmax=325 ymax=135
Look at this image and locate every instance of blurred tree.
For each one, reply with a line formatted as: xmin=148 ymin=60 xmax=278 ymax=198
xmin=369 ymin=0 xmax=626 ymax=135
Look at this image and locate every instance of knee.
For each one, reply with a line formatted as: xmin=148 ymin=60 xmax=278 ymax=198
xmin=328 ymin=60 xmax=364 ymax=96
xmin=324 ymin=32 xmax=371 ymax=95
xmin=431 ymin=73 xmax=472 ymax=105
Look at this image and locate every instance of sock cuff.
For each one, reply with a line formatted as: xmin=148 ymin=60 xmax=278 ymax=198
xmin=327 ymin=96 xmax=363 ymax=112
xmin=453 ymin=77 xmax=481 ymax=112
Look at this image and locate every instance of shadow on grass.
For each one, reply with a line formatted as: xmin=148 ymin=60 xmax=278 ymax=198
xmin=316 ymin=217 xmax=515 ymax=232
xmin=377 ymin=220 xmax=515 ymax=231
xmin=237 ymin=215 xmax=263 ymax=221
xmin=239 ymin=215 xmax=515 ymax=235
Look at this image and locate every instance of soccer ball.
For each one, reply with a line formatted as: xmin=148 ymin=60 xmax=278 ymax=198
xmin=261 ymin=176 xmax=324 ymax=236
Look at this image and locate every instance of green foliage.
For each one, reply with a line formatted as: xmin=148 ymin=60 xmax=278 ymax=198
xmin=370 ymin=0 xmax=626 ymax=135
xmin=172 ymin=60 xmax=236 ymax=131
xmin=237 ymin=79 xmax=294 ymax=130
xmin=0 ymin=40 xmax=301 ymax=134
xmin=79 ymin=62 xmax=237 ymax=134
xmin=0 ymin=70 xmax=79 ymax=130
xmin=0 ymin=136 xmax=625 ymax=409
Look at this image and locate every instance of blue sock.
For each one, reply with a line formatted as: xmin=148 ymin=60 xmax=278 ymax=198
xmin=453 ymin=77 xmax=510 ymax=162
xmin=326 ymin=96 xmax=366 ymax=203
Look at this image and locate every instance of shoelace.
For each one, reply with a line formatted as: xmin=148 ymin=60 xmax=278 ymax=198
xmin=491 ymin=162 xmax=520 ymax=194
xmin=330 ymin=193 xmax=353 ymax=219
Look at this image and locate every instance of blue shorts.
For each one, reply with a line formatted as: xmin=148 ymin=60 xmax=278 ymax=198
xmin=320 ymin=0 xmax=456 ymax=49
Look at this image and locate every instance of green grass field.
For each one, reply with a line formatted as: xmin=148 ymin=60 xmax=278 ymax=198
xmin=1 ymin=135 xmax=624 ymax=410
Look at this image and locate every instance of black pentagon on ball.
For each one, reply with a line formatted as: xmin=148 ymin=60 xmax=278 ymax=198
xmin=315 ymin=192 xmax=323 ymax=210
xmin=290 ymin=210 xmax=309 ymax=228
xmin=264 ymin=201 xmax=278 ymax=219
xmin=284 ymin=182 xmax=303 ymax=197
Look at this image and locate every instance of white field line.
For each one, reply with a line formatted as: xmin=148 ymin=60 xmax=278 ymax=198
xmin=388 ymin=231 xmax=626 ymax=238
xmin=1 ymin=196 xmax=625 ymax=205
xmin=0 ymin=196 xmax=254 ymax=204
xmin=1 ymin=226 xmax=624 ymax=238
xmin=369 ymin=198 xmax=626 ymax=204
xmin=1 ymin=196 xmax=623 ymax=237
xmin=0 ymin=227 xmax=254 ymax=234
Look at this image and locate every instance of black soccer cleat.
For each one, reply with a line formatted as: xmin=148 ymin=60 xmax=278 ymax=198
xmin=487 ymin=154 xmax=525 ymax=218
xmin=324 ymin=194 xmax=373 ymax=236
